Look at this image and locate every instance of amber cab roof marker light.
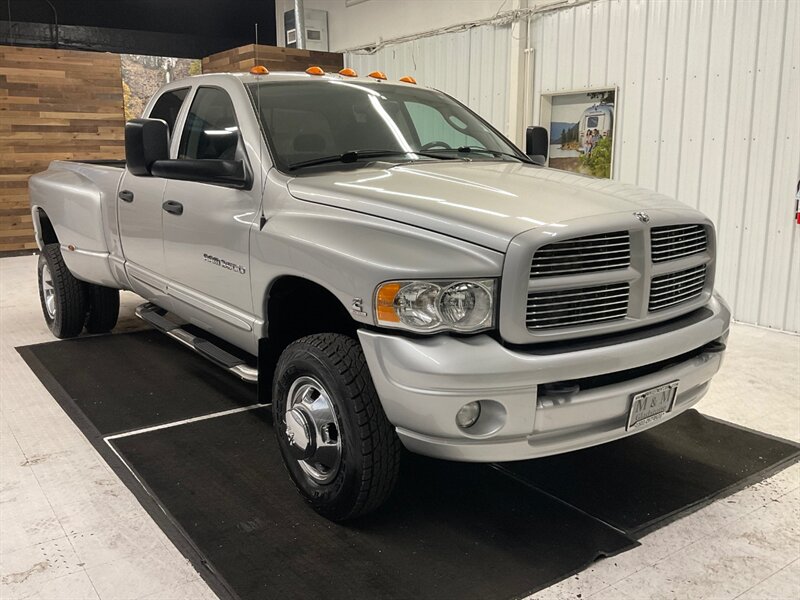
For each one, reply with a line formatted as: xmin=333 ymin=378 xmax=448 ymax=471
xmin=368 ymin=70 xmax=388 ymax=80
xmin=306 ymin=66 xmax=325 ymax=76
xmin=338 ymin=68 xmax=358 ymax=77
xmin=399 ymin=76 xmax=417 ymax=84
xmin=249 ymin=65 xmax=269 ymax=75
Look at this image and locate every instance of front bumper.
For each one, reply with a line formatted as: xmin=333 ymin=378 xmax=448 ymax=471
xmin=358 ymin=294 xmax=731 ymax=462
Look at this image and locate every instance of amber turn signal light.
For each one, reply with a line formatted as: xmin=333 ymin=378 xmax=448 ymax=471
xmin=249 ymin=65 xmax=269 ymax=75
xmin=306 ymin=66 xmax=325 ymax=76
xmin=368 ymin=70 xmax=388 ymax=80
xmin=376 ymin=282 xmax=401 ymax=323
xmin=399 ymin=76 xmax=417 ymax=84
xmin=338 ymin=67 xmax=358 ymax=77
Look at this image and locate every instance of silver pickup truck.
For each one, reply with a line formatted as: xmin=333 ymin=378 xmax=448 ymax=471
xmin=29 ymin=69 xmax=731 ymax=520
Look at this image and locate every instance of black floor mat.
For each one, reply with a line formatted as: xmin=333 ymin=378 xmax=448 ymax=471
xmin=19 ymin=330 xmax=256 ymax=434
xmin=112 ymin=408 xmax=631 ymax=600
xmin=501 ymin=410 xmax=800 ymax=535
xmin=18 ymin=332 xmax=799 ymax=600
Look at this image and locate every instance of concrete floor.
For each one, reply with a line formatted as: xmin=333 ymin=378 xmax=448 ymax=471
xmin=1 ymin=253 xmax=798 ymax=600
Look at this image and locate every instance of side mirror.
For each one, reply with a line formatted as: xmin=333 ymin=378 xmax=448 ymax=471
xmin=150 ymin=159 xmax=250 ymax=189
xmin=125 ymin=118 xmax=169 ymax=176
xmin=525 ymin=126 xmax=549 ymax=167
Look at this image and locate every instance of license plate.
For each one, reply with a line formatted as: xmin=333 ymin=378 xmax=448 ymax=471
xmin=626 ymin=381 xmax=679 ymax=431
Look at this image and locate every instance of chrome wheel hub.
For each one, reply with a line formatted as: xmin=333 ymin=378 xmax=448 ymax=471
xmin=284 ymin=376 xmax=342 ymax=484
xmin=41 ymin=264 xmax=56 ymax=319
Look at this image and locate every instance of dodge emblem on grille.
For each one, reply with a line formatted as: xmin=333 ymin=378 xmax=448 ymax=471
xmin=633 ymin=211 xmax=650 ymax=223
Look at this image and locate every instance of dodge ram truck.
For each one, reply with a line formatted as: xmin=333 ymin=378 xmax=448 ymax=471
xmin=28 ymin=68 xmax=731 ymax=520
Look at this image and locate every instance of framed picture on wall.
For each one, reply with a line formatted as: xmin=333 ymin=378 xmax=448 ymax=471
xmin=540 ymin=88 xmax=617 ymax=179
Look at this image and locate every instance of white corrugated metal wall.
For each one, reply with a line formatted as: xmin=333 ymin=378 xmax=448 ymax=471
xmin=531 ymin=0 xmax=800 ymax=332
xmin=346 ymin=24 xmax=513 ymax=137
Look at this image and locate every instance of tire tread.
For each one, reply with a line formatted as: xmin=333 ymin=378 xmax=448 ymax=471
xmin=39 ymin=244 xmax=86 ymax=339
xmin=279 ymin=333 xmax=402 ymax=520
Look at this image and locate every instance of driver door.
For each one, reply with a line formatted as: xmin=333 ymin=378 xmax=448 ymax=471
xmin=161 ymin=85 xmax=260 ymax=350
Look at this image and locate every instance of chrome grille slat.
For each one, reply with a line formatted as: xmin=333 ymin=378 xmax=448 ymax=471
xmin=536 ymin=240 xmax=631 ymax=252
xmin=527 ymin=298 xmax=629 ymax=315
xmin=649 ymin=264 xmax=707 ymax=311
xmin=526 ymin=282 xmax=629 ymax=330
xmin=527 ymin=313 xmax=626 ymax=329
xmin=651 ymin=237 xmax=707 ymax=250
xmin=649 ymin=291 xmax=705 ymax=311
xmin=533 ymin=248 xmax=630 ymax=260
xmin=530 ymin=265 xmax=628 ymax=277
xmin=650 ymin=224 xmax=707 ymax=263
xmin=529 ymin=306 xmax=630 ymax=322
xmin=650 ymin=282 xmax=705 ymax=299
xmin=650 ymin=271 xmax=706 ymax=287
xmin=651 ymin=225 xmax=702 ymax=236
xmin=527 ymin=291 xmax=629 ymax=307
xmin=652 ymin=240 xmax=707 ymax=253
xmin=530 ymin=231 xmax=630 ymax=278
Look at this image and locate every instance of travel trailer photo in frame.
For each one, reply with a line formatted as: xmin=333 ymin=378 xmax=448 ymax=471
xmin=542 ymin=88 xmax=617 ymax=178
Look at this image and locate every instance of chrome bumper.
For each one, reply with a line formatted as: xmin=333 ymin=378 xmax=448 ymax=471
xmin=358 ymin=294 xmax=731 ymax=462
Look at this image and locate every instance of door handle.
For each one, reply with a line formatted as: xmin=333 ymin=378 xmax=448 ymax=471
xmin=118 ymin=190 xmax=134 ymax=203
xmin=162 ymin=200 xmax=184 ymax=216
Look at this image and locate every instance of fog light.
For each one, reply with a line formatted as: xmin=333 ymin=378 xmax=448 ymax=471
xmin=456 ymin=401 xmax=481 ymax=429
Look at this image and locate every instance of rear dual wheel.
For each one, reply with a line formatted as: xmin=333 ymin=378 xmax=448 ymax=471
xmin=37 ymin=243 xmax=119 ymax=338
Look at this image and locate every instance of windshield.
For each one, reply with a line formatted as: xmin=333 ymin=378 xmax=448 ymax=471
xmin=245 ymin=79 xmax=525 ymax=171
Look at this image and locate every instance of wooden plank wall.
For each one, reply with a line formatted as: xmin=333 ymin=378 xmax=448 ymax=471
xmin=202 ymin=44 xmax=343 ymax=74
xmin=0 ymin=43 xmax=342 ymax=252
xmin=0 ymin=46 xmax=125 ymax=252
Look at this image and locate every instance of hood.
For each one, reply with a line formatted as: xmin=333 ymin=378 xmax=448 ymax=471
xmin=287 ymin=161 xmax=699 ymax=252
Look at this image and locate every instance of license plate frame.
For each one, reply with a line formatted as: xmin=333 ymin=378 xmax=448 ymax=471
xmin=626 ymin=381 xmax=680 ymax=431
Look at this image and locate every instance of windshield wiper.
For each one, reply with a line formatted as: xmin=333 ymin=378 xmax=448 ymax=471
xmin=425 ymin=146 xmax=530 ymax=163
xmin=288 ymin=149 xmax=458 ymax=171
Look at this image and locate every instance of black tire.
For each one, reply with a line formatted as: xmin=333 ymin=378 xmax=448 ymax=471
xmin=272 ymin=333 xmax=402 ymax=521
xmin=85 ymin=284 xmax=120 ymax=333
xmin=37 ymin=244 xmax=87 ymax=339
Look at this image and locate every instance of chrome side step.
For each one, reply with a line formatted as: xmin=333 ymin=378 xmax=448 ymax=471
xmin=135 ymin=303 xmax=258 ymax=383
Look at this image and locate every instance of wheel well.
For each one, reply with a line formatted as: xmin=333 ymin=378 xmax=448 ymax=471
xmin=36 ymin=209 xmax=58 ymax=246
xmin=260 ymin=276 xmax=357 ymax=390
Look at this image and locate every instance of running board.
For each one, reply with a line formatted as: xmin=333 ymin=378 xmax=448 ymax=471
xmin=135 ymin=303 xmax=258 ymax=383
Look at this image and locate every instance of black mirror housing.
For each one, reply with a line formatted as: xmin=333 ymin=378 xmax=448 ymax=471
xmin=125 ymin=118 xmax=170 ymax=176
xmin=150 ymin=159 xmax=251 ymax=189
xmin=525 ymin=126 xmax=549 ymax=167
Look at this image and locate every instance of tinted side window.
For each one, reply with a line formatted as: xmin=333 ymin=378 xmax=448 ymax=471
xmin=148 ymin=88 xmax=189 ymax=135
xmin=178 ymin=87 xmax=240 ymax=160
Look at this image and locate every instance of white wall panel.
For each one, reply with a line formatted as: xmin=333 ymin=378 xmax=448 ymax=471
xmin=346 ymin=25 xmax=512 ymax=136
xmin=530 ymin=0 xmax=800 ymax=332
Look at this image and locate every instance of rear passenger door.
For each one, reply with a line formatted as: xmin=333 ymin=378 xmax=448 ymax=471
xmin=119 ymin=87 xmax=189 ymax=303
xmin=161 ymin=86 xmax=260 ymax=349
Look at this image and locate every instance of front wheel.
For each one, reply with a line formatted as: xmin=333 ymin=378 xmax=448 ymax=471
xmin=38 ymin=244 xmax=87 ymax=339
xmin=272 ymin=333 xmax=401 ymax=521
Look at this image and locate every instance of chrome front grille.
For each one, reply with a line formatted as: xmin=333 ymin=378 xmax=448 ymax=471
xmin=516 ymin=221 xmax=713 ymax=338
xmin=530 ymin=231 xmax=630 ymax=277
xmin=649 ymin=264 xmax=707 ymax=312
xmin=651 ymin=224 xmax=707 ymax=263
xmin=526 ymin=282 xmax=630 ymax=329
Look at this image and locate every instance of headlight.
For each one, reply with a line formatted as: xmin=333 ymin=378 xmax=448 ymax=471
xmin=375 ymin=279 xmax=495 ymax=333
